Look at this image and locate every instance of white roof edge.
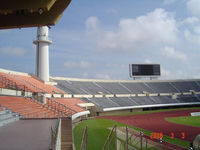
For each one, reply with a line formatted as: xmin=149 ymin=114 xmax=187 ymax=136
xmin=103 ymin=102 xmax=200 ymax=112
xmin=1 ymin=67 xmax=200 ymax=83
xmin=72 ymin=110 xmax=90 ymax=120
xmin=51 ymin=76 xmax=200 ymax=83
xmin=0 ymin=68 xmax=29 ymax=76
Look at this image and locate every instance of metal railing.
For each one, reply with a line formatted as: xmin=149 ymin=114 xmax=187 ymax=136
xmin=47 ymin=98 xmax=77 ymax=118
xmin=80 ymin=126 xmax=88 ymax=150
xmin=102 ymin=124 xmax=117 ymax=150
xmin=49 ymin=118 xmax=61 ymax=150
xmin=117 ymin=126 xmax=179 ymax=150
xmin=0 ymin=74 xmax=32 ymax=94
xmin=0 ymin=74 xmax=76 ymax=119
xmin=11 ymin=74 xmax=46 ymax=93
xmin=23 ymin=97 xmax=58 ymax=118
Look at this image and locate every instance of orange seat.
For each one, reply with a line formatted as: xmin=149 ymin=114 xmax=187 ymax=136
xmin=15 ymin=74 xmax=66 ymax=94
xmin=0 ymin=72 xmax=66 ymax=94
xmin=0 ymin=96 xmax=60 ymax=119
xmin=52 ymin=98 xmax=86 ymax=113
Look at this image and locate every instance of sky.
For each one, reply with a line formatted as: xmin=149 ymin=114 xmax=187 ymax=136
xmin=1 ymin=0 xmax=200 ymax=80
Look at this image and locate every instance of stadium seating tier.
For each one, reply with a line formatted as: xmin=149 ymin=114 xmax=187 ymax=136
xmin=0 ymin=72 xmax=65 ymax=94
xmin=55 ymin=79 xmax=200 ymax=109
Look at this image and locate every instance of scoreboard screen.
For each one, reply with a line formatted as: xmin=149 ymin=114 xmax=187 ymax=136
xmin=129 ymin=64 xmax=161 ymax=77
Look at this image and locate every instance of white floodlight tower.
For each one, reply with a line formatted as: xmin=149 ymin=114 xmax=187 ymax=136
xmin=33 ymin=26 xmax=52 ymax=82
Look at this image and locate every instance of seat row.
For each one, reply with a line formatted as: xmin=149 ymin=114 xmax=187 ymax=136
xmin=0 ymin=72 xmax=65 ymax=94
xmin=0 ymin=109 xmax=19 ymax=127
xmin=55 ymin=80 xmax=200 ymax=95
xmin=82 ymin=95 xmax=200 ymax=109
xmin=0 ymin=96 xmax=86 ymax=119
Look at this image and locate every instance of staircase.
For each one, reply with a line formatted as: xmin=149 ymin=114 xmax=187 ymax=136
xmin=61 ymin=118 xmax=73 ymax=150
xmin=0 ymin=109 xmax=19 ymax=127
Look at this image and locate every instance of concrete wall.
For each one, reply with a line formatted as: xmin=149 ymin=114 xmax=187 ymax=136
xmin=0 ymin=88 xmax=22 ymax=96
xmin=73 ymin=94 xmax=93 ymax=98
xmin=97 ymin=108 xmax=143 ymax=116
xmin=24 ymin=92 xmax=32 ymax=97
xmin=53 ymin=94 xmax=62 ymax=98
xmin=62 ymin=94 xmax=72 ymax=98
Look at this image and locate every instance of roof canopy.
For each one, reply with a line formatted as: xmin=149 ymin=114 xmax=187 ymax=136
xmin=0 ymin=0 xmax=71 ymax=29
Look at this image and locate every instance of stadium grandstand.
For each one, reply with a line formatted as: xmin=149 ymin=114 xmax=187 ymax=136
xmin=53 ymin=77 xmax=200 ymax=115
xmin=1 ymin=68 xmax=200 ymax=149
xmin=1 ymin=0 xmax=200 ymax=150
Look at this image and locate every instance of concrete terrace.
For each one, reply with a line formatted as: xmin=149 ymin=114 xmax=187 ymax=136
xmin=0 ymin=119 xmax=56 ymax=150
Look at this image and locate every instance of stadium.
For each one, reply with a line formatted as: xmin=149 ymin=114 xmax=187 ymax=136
xmin=0 ymin=0 xmax=200 ymax=150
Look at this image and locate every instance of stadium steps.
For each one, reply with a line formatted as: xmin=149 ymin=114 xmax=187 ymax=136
xmin=0 ymin=110 xmax=19 ymax=127
xmin=11 ymin=74 xmax=45 ymax=93
xmin=0 ymin=72 xmax=40 ymax=92
xmin=61 ymin=118 xmax=73 ymax=150
xmin=46 ymin=98 xmax=78 ymax=117
xmin=53 ymin=98 xmax=85 ymax=113
xmin=0 ymin=96 xmax=62 ymax=119
xmin=16 ymin=74 xmax=65 ymax=94
xmin=0 ymin=71 xmax=65 ymax=94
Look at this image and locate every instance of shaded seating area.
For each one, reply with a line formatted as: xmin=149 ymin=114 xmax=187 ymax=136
xmin=82 ymin=95 xmax=200 ymax=109
xmin=55 ymin=79 xmax=200 ymax=95
xmin=146 ymin=82 xmax=178 ymax=93
xmin=54 ymin=78 xmax=200 ymax=110
xmin=176 ymin=95 xmax=200 ymax=103
xmin=170 ymin=81 xmax=200 ymax=93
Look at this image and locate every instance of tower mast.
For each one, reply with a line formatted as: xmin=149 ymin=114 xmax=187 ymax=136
xmin=33 ymin=26 xmax=52 ymax=82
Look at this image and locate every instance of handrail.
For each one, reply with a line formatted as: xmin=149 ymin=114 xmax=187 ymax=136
xmin=49 ymin=118 xmax=61 ymax=150
xmin=47 ymin=98 xmax=77 ymax=117
xmin=0 ymin=74 xmax=32 ymax=93
xmin=0 ymin=74 xmax=77 ymax=118
xmin=23 ymin=97 xmax=55 ymax=118
xmin=0 ymin=74 xmax=38 ymax=94
xmin=102 ymin=124 xmax=117 ymax=150
xmin=80 ymin=125 xmax=88 ymax=150
xmin=11 ymin=74 xmax=46 ymax=93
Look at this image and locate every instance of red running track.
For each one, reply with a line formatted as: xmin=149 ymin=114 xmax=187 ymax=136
xmin=101 ymin=109 xmax=200 ymax=142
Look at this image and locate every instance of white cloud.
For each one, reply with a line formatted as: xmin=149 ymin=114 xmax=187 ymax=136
xmin=0 ymin=46 xmax=27 ymax=56
xmin=106 ymin=8 xmax=118 ymax=14
xmin=64 ymin=61 xmax=94 ymax=70
xmin=160 ymin=67 xmax=193 ymax=79
xmin=193 ymin=25 xmax=200 ymax=34
xmin=181 ymin=17 xmax=199 ymax=25
xmin=95 ymin=74 xmax=111 ymax=80
xmin=144 ymin=59 xmax=152 ymax=63
xmin=82 ymin=72 xmax=89 ymax=78
xmin=184 ymin=28 xmax=200 ymax=45
xmin=163 ymin=0 xmax=177 ymax=5
xmin=187 ymin=0 xmax=200 ymax=17
xmin=184 ymin=29 xmax=191 ymax=39
xmin=86 ymin=9 xmax=178 ymax=52
xmin=106 ymin=63 xmax=126 ymax=69
xmin=161 ymin=68 xmax=171 ymax=79
xmin=85 ymin=16 xmax=100 ymax=31
xmin=161 ymin=46 xmax=187 ymax=61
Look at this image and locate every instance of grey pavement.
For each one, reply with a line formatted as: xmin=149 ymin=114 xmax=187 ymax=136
xmin=0 ymin=119 xmax=56 ymax=150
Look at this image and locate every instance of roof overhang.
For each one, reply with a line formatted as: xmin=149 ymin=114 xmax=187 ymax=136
xmin=0 ymin=0 xmax=71 ymax=29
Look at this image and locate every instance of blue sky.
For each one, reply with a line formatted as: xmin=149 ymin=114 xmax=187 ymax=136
xmin=1 ymin=0 xmax=200 ymax=80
